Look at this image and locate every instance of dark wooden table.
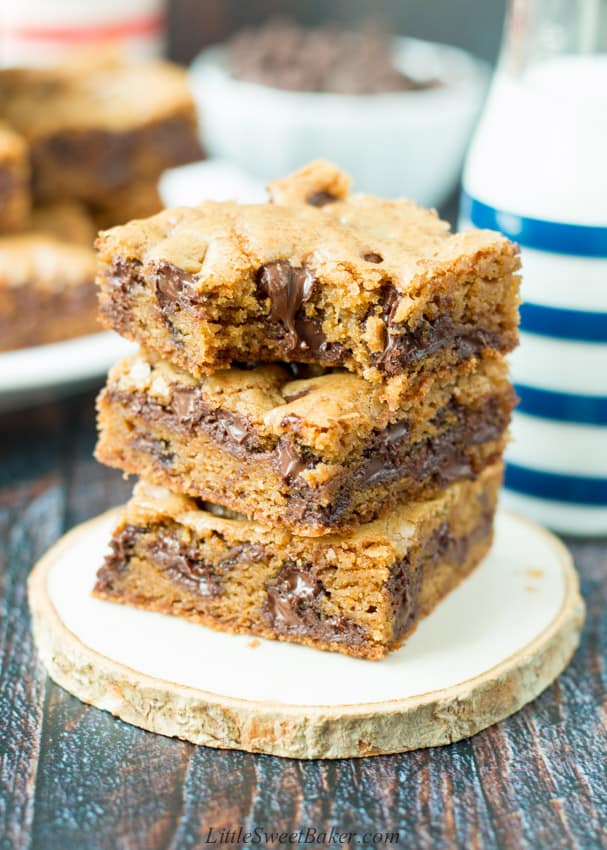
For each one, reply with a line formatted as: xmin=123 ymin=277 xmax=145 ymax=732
xmin=1 ymin=388 xmax=606 ymax=850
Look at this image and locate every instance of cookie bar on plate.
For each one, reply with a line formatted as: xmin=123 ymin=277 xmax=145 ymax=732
xmin=96 ymin=161 xmax=520 ymax=386
xmin=0 ymin=234 xmax=98 ymax=350
xmin=96 ymin=352 xmax=514 ymax=536
xmin=94 ymin=464 xmax=501 ymax=660
xmin=0 ymin=60 xmax=201 ymax=205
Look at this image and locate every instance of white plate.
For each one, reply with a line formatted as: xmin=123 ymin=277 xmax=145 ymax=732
xmin=0 ymin=332 xmax=135 ymax=411
xmin=29 ymin=507 xmax=585 ymax=758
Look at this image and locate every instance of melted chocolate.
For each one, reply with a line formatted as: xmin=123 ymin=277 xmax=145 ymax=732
xmin=379 ymin=312 xmax=503 ymax=377
xmin=99 ymin=511 xmax=493 ymax=651
xmin=152 ymin=263 xmax=199 ymax=307
xmin=148 ymin=529 xmax=224 ymax=597
xmin=102 ymin=257 xmax=511 ymax=378
xmin=276 ymin=438 xmax=314 ymax=482
xmin=98 ymin=523 xmax=267 ymax=599
xmin=387 ymin=509 xmax=494 ymax=640
xmin=257 ymin=260 xmax=317 ymax=350
xmin=130 ymin=433 xmax=175 ymax=468
xmin=95 ymin=524 xmax=144 ymax=589
xmin=264 ymin=562 xmax=366 ymax=644
xmin=123 ymin=385 xmax=265 ymax=454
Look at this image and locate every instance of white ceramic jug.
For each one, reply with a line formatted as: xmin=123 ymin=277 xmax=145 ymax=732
xmin=461 ymin=0 xmax=607 ymax=535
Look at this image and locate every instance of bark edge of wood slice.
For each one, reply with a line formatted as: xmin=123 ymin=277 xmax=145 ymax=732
xmin=28 ymin=508 xmax=585 ymax=759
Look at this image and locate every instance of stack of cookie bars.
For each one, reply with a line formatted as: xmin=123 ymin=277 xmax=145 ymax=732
xmin=93 ymin=161 xmax=520 ymax=660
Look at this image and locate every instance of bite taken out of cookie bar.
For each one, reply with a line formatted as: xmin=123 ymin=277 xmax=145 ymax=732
xmin=96 ymin=351 xmax=514 ymax=537
xmin=94 ymin=464 xmax=502 ymax=660
xmin=96 ymin=161 xmax=520 ymax=387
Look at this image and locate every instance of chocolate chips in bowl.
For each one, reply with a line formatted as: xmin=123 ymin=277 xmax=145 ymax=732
xmin=226 ymin=19 xmax=441 ymax=94
xmin=189 ymin=20 xmax=488 ymax=207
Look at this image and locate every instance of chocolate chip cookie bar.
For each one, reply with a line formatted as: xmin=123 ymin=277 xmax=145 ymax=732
xmin=0 ymin=59 xmax=201 ymax=205
xmin=96 ymin=161 xmax=520 ymax=385
xmin=94 ymin=464 xmax=501 ymax=659
xmin=96 ymin=352 xmax=514 ymax=536
xmin=0 ymin=123 xmax=29 ymax=232
xmin=0 ymin=234 xmax=98 ymax=350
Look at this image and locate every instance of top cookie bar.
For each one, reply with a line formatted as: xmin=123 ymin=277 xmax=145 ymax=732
xmin=97 ymin=161 xmax=520 ymax=384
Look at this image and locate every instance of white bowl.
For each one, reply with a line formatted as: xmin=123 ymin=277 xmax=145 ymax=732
xmin=189 ymin=37 xmax=490 ymax=208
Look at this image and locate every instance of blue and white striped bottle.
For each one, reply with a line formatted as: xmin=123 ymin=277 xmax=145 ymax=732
xmin=460 ymin=0 xmax=607 ymax=535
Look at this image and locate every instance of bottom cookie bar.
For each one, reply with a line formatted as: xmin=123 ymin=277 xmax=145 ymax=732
xmin=94 ymin=464 xmax=501 ymax=660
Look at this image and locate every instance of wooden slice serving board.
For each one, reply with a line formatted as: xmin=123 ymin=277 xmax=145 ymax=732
xmin=28 ymin=507 xmax=585 ymax=759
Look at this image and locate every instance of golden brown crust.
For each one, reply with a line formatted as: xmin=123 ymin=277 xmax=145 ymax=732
xmin=97 ymin=180 xmax=517 ymax=303
xmin=0 ymin=59 xmax=197 ymax=137
xmin=96 ymin=161 xmax=520 ymax=381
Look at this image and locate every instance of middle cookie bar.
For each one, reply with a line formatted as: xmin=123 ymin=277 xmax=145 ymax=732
xmin=97 ymin=353 xmax=515 ymax=537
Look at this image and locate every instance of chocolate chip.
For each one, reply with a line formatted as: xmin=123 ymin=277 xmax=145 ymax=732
xmin=292 ymin=317 xmax=325 ymax=352
xmin=146 ymin=529 xmax=224 ymax=598
xmin=152 ymin=263 xmax=198 ymax=307
xmin=220 ymin=417 xmax=249 ymax=444
xmin=264 ymin=561 xmax=367 ymax=645
xmin=130 ymin=433 xmax=175 ymax=468
xmin=168 ymin=386 xmax=255 ymax=447
xmin=276 ymin=438 xmax=310 ymax=482
xmin=257 ymin=260 xmax=317 ymax=350
xmin=98 ymin=524 xmax=142 ymax=578
xmin=380 ymin=283 xmax=400 ymax=321
xmin=363 ymin=252 xmax=383 ymax=263
xmin=383 ymin=418 xmax=409 ymax=444
xmin=306 ymin=191 xmax=337 ymax=207
xmin=170 ymin=386 xmax=201 ymax=424
xmin=387 ymin=555 xmax=420 ymax=636
xmin=266 ymin=563 xmax=323 ymax=629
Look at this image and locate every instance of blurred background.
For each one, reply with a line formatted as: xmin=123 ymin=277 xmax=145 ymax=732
xmin=167 ymin=0 xmax=507 ymax=64
xmin=1 ymin=0 xmax=508 ymax=407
